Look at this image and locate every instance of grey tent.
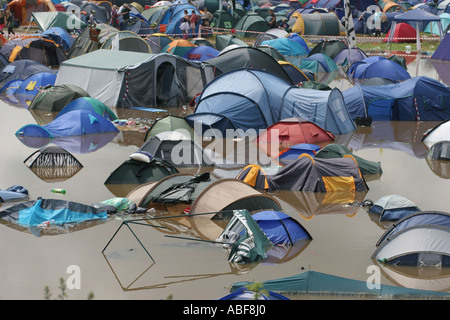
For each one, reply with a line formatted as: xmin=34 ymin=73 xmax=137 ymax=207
xmin=56 ymin=49 xmax=214 ymax=108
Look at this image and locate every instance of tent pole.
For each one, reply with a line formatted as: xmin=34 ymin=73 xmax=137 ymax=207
xmin=416 ymin=21 xmax=421 ymax=52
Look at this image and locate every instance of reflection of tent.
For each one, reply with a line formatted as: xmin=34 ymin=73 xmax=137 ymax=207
xmin=139 ymin=131 xmax=213 ymax=167
xmin=373 ymin=211 xmax=450 ymax=267
xmin=257 ymin=117 xmax=335 ymax=147
xmin=427 ymin=140 xmax=450 ymax=160
xmin=237 ymin=154 xmax=368 ymax=192
xmin=56 ymin=49 xmax=213 ymax=108
xmin=367 ymin=194 xmax=421 ymax=221
xmin=231 ymin=270 xmax=450 ymax=298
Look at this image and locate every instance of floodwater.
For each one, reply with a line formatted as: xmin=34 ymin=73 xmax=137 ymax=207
xmin=0 ymin=54 xmax=449 ymax=300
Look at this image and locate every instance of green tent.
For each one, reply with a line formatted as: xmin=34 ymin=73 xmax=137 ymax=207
xmin=234 ymin=12 xmax=269 ymax=38
xmin=314 ymin=144 xmax=383 ymax=176
xmin=146 ymin=115 xmax=194 ymax=140
xmin=31 ymin=12 xmax=87 ymax=32
xmin=308 ymin=40 xmax=348 ymax=59
xmin=211 ymin=10 xmax=238 ymax=30
xmin=29 ymin=84 xmax=90 ymax=113
xmin=217 ymin=209 xmax=273 ymax=264
xmin=214 ymin=34 xmax=248 ymax=51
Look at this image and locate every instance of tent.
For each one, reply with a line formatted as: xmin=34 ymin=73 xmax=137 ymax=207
xmin=431 ymin=31 xmax=450 ymax=61
xmin=366 ymin=194 xmax=421 ymax=221
xmin=41 ymin=27 xmax=75 ymax=51
xmin=189 ymin=179 xmax=282 ymax=214
xmin=0 ymin=198 xmax=108 ymax=232
xmin=256 ymin=117 xmax=335 ymax=147
xmin=146 ymin=114 xmax=194 ymax=140
xmin=29 ymin=84 xmax=90 ymax=114
xmin=253 ymin=28 xmax=289 ymax=47
xmin=230 ymin=270 xmax=450 ymax=298
xmin=57 ymin=97 xmax=118 ymax=122
xmin=162 ymin=39 xmax=197 ymax=56
xmin=193 ymin=69 xmax=355 ymax=136
xmin=333 ymin=47 xmax=368 ymax=66
xmin=216 ymin=209 xmax=273 ymax=264
xmin=182 ymin=45 xmax=219 ymax=62
xmin=157 ymin=3 xmax=201 ymax=36
xmin=373 ymin=211 xmax=450 ymax=267
xmin=386 ymin=8 xmax=443 ymax=51
xmin=343 ymin=76 xmax=450 ymax=121
xmin=144 ymin=33 xmax=174 ymax=53
xmin=383 ymin=22 xmax=417 ymax=43
xmin=237 ymin=154 xmax=368 ymax=192
xmin=422 ymin=119 xmax=450 ymax=148
xmin=80 ymin=2 xmax=110 ymax=24
xmin=252 ymin=210 xmax=312 ymax=245
xmin=204 ymin=46 xmax=293 ymax=84
xmin=15 ymin=72 xmax=57 ymax=100
xmin=219 ymin=288 xmax=289 ymax=300
xmin=15 ymin=109 xmax=119 ymax=139
xmin=214 ymin=34 xmax=248 ymax=51
xmin=139 ymin=131 xmax=213 ymax=167
xmin=424 ymin=13 xmax=450 ymax=36
xmin=289 ymin=12 xmax=341 ymax=36
xmin=308 ymin=39 xmax=348 ymax=60
xmin=211 ymin=9 xmax=238 ymax=31
xmin=31 ymin=11 xmax=87 ymax=32
xmin=67 ymin=23 xmax=118 ymax=59
xmin=299 ymin=53 xmax=339 ymax=73
xmin=126 ymin=172 xmax=215 ymax=209
xmin=104 ymin=154 xmax=179 ymax=186
xmin=99 ymin=31 xmax=152 ymax=53
xmin=0 ymin=60 xmax=55 ymax=90
xmin=278 ymin=61 xmax=317 ymax=85
xmin=314 ymin=143 xmax=383 ymax=176
xmin=276 ymin=143 xmax=322 ymax=165
xmin=234 ymin=12 xmax=269 ymax=37
xmin=120 ymin=13 xmax=154 ymax=35
xmin=7 ymin=0 xmax=51 ymax=26
xmin=348 ymin=56 xmax=411 ymax=82
xmin=260 ymin=38 xmax=310 ymax=59
xmin=55 ymin=49 xmax=214 ymax=108
xmin=256 ymin=45 xmax=287 ymax=62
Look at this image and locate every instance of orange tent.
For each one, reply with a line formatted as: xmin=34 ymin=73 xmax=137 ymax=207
xmin=7 ymin=0 xmax=56 ymax=25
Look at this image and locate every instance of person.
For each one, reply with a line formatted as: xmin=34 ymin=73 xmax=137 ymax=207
xmin=5 ymin=10 xmax=14 ymax=37
xmin=110 ymin=5 xmax=119 ymax=28
xmin=88 ymin=10 xmax=97 ymax=26
xmin=278 ymin=18 xmax=290 ymax=32
xmin=0 ymin=10 xmax=5 ymax=35
xmin=358 ymin=10 xmax=372 ymax=36
xmin=268 ymin=9 xmax=276 ymax=29
xmin=119 ymin=3 xmax=131 ymax=29
xmin=373 ymin=10 xmax=382 ymax=37
xmin=202 ymin=7 xmax=213 ymax=28
xmin=190 ymin=10 xmax=197 ymax=37
xmin=180 ymin=10 xmax=191 ymax=40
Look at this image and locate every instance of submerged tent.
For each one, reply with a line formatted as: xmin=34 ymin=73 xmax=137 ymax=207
xmin=422 ymin=119 xmax=450 ymax=148
xmin=230 ymin=270 xmax=450 ymax=298
xmin=139 ymin=131 xmax=213 ymax=167
xmin=24 ymin=145 xmax=82 ymax=168
xmin=0 ymin=186 xmax=29 ymax=203
xmin=343 ymin=76 xmax=450 ymax=121
xmin=57 ymin=97 xmax=118 ymax=122
xmin=257 ymin=117 xmax=335 ymax=147
xmin=146 ymin=114 xmax=194 ymax=140
xmin=15 ymin=72 xmax=57 ymax=100
xmin=237 ymin=154 xmax=368 ymax=192
xmin=192 ymin=69 xmax=355 ymax=136
xmin=0 ymin=60 xmax=55 ymax=90
xmin=55 ymin=49 xmax=214 ymax=108
xmin=366 ymin=194 xmax=421 ymax=221
xmin=29 ymin=84 xmax=90 ymax=114
xmin=314 ymin=143 xmax=383 ymax=176
xmin=373 ymin=211 xmax=450 ymax=267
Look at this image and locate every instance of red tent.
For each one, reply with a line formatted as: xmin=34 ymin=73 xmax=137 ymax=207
xmin=383 ymin=22 xmax=417 ymax=43
xmin=256 ymin=117 xmax=335 ymax=157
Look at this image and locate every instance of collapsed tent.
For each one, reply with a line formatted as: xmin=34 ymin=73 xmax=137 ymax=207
xmin=237 ymin=154 xmax=368 ymax=192
xmin=192 ymin=69 xmax=355 ymax=136
xmin=139 ymin=131 xmax=213 ymax=167
xmin=366 ymin=194 xmax=421 ymax=221
xmin=0 ymin=198 xmax=108 ymax=236
xmin=104 ymin=153 xmax=179 ymax=186
xmin=55 ymin=49 xmax=214 ymax=108
xmin=314 ymin=143 xmax=383 ymax=176
xmin=343 ymin=76 xmax=450 ymax=121
xmin=230 ymin=270 xmax=450 ymax=298
xmin=256 ymin=117 xmax=335 ymax=147
xmin=373 ymin=211 xmax=450 ymax=267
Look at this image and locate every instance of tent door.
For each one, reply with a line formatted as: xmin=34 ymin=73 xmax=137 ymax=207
xmin=367 ymin=98 xmax=395 ymax=121
xmin=156 ymin=62 xmax=179 ymax=105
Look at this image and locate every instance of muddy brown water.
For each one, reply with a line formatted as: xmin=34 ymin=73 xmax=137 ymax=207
xmin=0 ymin=55 xmax=449 ymax=300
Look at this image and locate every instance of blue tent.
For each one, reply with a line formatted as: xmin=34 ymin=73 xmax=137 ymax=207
xmin=182 ymin=45 xmax=219 ymax=61
xmin=431 ymin=31 xmax=450 ymax=61
xmin=41 ymin=27 xmax=74 ymax=51
xmin=299 ymin=53 xmax=339 ymax=73
xmin=285 ymin=33 xmax=310 ymax=53
xmin=368 ymin=194 xmax=421 ymax=221
xmin=192 ymin=69 xmax=356 ymax=136
xmin=219 ymin=288 xmax=289 ymax=300
xmin=15 ymin=72 xmax=57 ymax=99
xmin=15 ymin=109 xmax=119 ymax=139
xmin=343 ymin=76 xmax=450 ymax=121
xmin=252 ymin=211 xmax=312 ymax=245
xmin=57 ymin=97 xmax=118 ymax=121
xmin=277 ymin=143 xmax=322 ymax=164
xmin=0 ymin=60 xmax=55 ymax=90
xmin=261 ymin=38 xmax=310 ymax=57
xmin=348 ymin=56 xmax=411 ymax=81
xmin=158 ymin=4 xmax=201 ymax=36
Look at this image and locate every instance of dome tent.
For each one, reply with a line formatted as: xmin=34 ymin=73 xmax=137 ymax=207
xmin=366 ymin=194 xmax=421 ymax=221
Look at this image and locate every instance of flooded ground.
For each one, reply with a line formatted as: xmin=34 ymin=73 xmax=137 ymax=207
xmin=0 ymin=55 xmax=449 ymax=300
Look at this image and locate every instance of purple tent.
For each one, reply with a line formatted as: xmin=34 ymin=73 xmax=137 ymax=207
xmin=431 ymin=31 xmax=450 ymax=61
